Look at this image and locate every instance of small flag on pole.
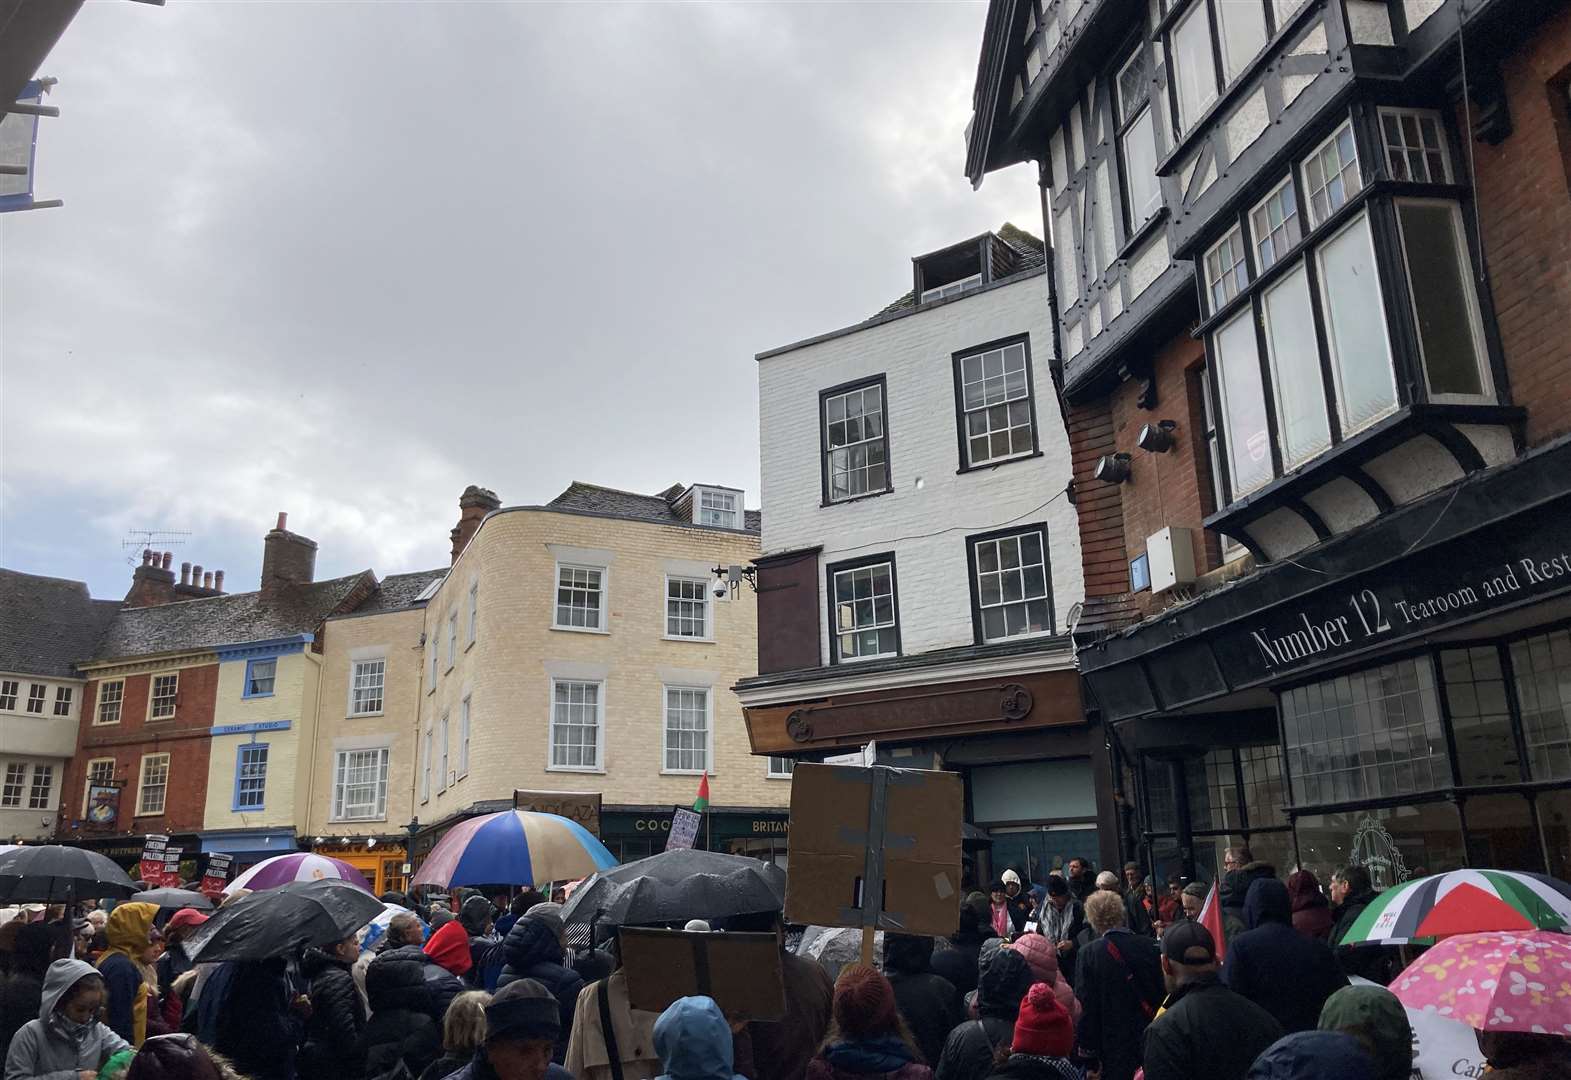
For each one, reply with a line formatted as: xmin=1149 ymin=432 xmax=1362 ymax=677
xmin=693 ymin=772 xmax=710 ymax=812
xmin=1199 ymin=880 xmax=1226 ymax=961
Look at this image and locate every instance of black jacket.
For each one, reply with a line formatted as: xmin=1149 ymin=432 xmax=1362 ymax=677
xmin=930 ymin=933 xmax=987 ymax=999
xmin=885 ymin=934 xmax=962 ymax=1068
xmin=1223 ymin=879 xmax=1347 ymax=1034
xmin=936 ymin=943 xmax=1033 ymax=1080
xmin=1139 ymin=975 xmax=1283 ymax=1080
xmin=494 ymin=917 xmax=583 ymax=1061
xmin=362 ymin=946 xmax=442 ymax=1079
xmin=1073 ymin=929 xmax=1163 ymax=1080
xmin=1123 ymin=890 xmax=1154 ymax=938
xmin=1220 ymin=863 xmax=1276 ymax=943
xmin=984 ymin=1054 xmax=1082 ymax=1080
xmin=1329 ymin=889 xmax=1376 ymax=946
xmin=0 ymin=970 xmax=44 ymax=1053
xmin=215 ymin=959 xmax=305 ymax=1080
xmin=380 ymin=945 xmax=466 ymax=1022
xmin=300 ymin=947 xmax=368 ymax=1080
xmin=1034 ymin=900 xmax=1087 ymax=988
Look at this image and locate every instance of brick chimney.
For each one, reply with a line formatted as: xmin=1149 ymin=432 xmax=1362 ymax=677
xmin=125 ymin=549 xmax=177 ymax=607
xmin=450 ymin=486 xmax=501 ymax=563
xmin=261 ymin=512 xmax=317 ymax=597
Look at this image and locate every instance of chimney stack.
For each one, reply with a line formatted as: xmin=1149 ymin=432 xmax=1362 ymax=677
xmin=261 ymin=512 xmax=317 ymax=597
xmin=214 ymin=570 xmax=225 ymax=591
xmin=180 ymin=562 xmax=192 ymax=586
xmin=202 ymin=571 xmax=213 ymax=589
xmin=125 ymin=550 xmax=178 ymax=608
xmin=450 ymin=485 xmax=501 ymax=564
xmin=160 ymin=552 xmax=172 ymax=571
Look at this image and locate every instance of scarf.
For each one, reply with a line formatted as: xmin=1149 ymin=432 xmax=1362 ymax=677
xmin=823 ymin=1036 xmax=916 ymax=1074
xmin=1040 ymin=900 xmax=1077 ymax=944
xmin=992 ymin=901 xmax=1012 ymax=939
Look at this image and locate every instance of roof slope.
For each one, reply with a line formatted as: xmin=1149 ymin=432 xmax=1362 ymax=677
xmin=351 ymin=568 xmax=447 ymax=614
xmin=548 ymin=482 xmax=761 ymax=535
xmin=0 ymin=569 xmax=119 ymax=678
xmin=875 ymin=225 xmax=1047 ymax=317
xmin=94 ymin=572 xmax=376 ymax=659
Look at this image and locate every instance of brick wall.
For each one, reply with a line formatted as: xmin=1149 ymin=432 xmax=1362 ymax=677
xmin=1465 ymin=2 xmax=1571 ymax=447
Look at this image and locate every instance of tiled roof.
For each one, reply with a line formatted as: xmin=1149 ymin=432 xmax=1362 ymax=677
xmin=875 ymin=224 xmax=1047 ymax=317
xmin=351 ymin=568 xmax=447 ymax=614
xmin=547 ymin=482 xmax=761 ymax=535
xmin=0 ymin=569 xmax=120 ymax=678
xmin=93 ymin=572 xmax=376 ymax=660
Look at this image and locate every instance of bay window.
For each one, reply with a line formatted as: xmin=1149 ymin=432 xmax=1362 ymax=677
xmin=1214 ymin=311 xmax=1273 ymax=496
xmin=1171 ymin=2 xmax=1217 ymax=134
xmin=1166 ymin=0 xmax=1299 ymax=140
xmin=1396 ymin=199 xmax=1491 ymax=402
xmin=1260 ymin=266 xmax=1331 ymax=469
xmin=1318 ymin=212 xmax=1397 ymax=433
xmin=1115 ymin=46 xmax=1161 ymax=228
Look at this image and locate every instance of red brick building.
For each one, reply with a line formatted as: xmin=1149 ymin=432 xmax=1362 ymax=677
xmin=968 ymin=0 xmax=1571 ymax=885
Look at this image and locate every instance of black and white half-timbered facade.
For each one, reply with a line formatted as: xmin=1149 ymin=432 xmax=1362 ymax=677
xmin=968 ymin=0 xmax=1571 ymax=886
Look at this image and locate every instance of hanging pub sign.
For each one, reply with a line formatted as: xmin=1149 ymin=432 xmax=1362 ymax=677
xmin=138 ymin=835 xmax=168 ymax=884
xmin=201 ymin=853 xmax=234 ymax=896
xmin=85 ymin=782 xmax=122 ymax=828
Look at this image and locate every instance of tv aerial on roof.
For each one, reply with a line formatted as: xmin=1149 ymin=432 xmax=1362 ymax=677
xmin=121 ymin=530 xmax=191 ymax=565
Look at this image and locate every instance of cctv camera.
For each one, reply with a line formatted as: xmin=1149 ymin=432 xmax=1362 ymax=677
xmin=712 ymin=581 xmax=730 ymax=599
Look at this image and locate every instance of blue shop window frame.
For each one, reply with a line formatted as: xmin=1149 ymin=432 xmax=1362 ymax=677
xmin=233 ymin=743 xmax=268 ymax=811
xmin=242 ymin=657 xmax=278 ymax=699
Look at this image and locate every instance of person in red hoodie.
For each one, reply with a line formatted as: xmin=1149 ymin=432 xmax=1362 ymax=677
xmin=426 ymin=920 xmax=476 ymax=982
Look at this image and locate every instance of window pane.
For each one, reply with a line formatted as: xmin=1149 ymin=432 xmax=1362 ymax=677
xmin=832 ymin=563 xmax=898 ymax=660
xmin=1215 ymin=310 xmax=1273 ymax=496
xmin=1054 ymin=205 xmax=1079 ymax=307
xmin=1397 ymin=200 xmax=1487 ymax=399
xmin=1216 ymin=0 xmax=1268 ymax=82
xmin=824 ymin=385 xmax=888 ymax=501
xmin=1304 ymin=122 xmax=1362 ymax=228
xmin=1122 ymin=107 xmax=1161 ymax=224
xmin=1294 ymin=803 xmax=1465 ymax=891
xmin=1173 ymin=2 xmax=1219 ymax=132
xmin=973 ymin=529 xmax=1052 ymax=642
xmin=1250 ymin=179 xmax=1301 ymax=271
xmin=1510 ymin=629 xmax=1571 ymax=781
xmin=1317 ymin=213 xmax=1397 ymax=433
xmin=1117 ymin=45 xmax=1150 ymax=121
xmin=1261 ymin=265 xmax=1331 ymax=468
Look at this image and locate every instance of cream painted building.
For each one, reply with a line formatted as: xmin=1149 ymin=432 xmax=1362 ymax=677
xmin=413 ymin=482 xmax=788 ymax=867
xmin=303 ymin=570 xmax=443 ymax=894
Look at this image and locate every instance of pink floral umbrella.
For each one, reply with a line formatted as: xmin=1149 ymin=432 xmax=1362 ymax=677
xmin=1390 ymin=930 xmax=1571 ymax=1037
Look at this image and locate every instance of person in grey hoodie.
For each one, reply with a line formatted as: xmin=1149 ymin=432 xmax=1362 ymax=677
xmin=5 ymin=958 xmax=130 ymax=1080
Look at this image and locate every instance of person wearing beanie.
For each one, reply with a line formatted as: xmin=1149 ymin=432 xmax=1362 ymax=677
xmin=999 ymin=871 xmax=1033 ymax=937
xmin=981 ymin=983 xmax=1079 ymax=1080
xmin=495 ymin=907 xmax=584 ymax=1063
xmin=882 ymin=934 xmax=961 ymax=1069
xmin=652 ymin=996 xmax=747 ymax=1080
xmin=1033 ymin=878 xmax=1085 ymax=991
xmin=1003 ymin=935 xmax=1078 ymax=1024
xmin=936 ymin=940 xmax=1033 ymax=1080
xmin=461 ymin=895 xmax=507 ymax=992
xmin=443 ymin=978 xmax=574 ymax=1080
xmin=428 ymin=919 xmax=477 ymax=979
xmin=495 ymin=890 xmax=548 ymax=942
xmin=1245 ymin=1030 xmax=1375 ymax=1080
xmin=806 ymin=965 xmax=930 ymax=1080
xmin=299 ymin=932 xmax=367 ymax=1079
xmin=1316 ymin=986 xmax=1412 ymax=1080
xmin=1142 ymin=922 xmax=1282 ymax=1080
xmin=155 ymin=909 xmax=208 ymax=1032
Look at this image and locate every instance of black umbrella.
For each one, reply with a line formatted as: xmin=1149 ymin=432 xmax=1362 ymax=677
xmin=184 ymin=878 xmax=383 ymax=962
xmin=561 ymin=848 xmax=786 ymax=929
xmin=130 ymin=887 xmax=215 ymax=911
xmin=0 ymin=845 xmax=137 ymax=903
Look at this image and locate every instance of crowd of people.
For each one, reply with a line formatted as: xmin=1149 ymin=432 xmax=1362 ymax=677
xmin=0 ymin=852 xmax=1563 ymax=1080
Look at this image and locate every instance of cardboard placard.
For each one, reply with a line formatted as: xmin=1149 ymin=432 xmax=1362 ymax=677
xmin=620 ymin=927 xmax=785 ymax=1021
xmin=514 ymin=789 xmax=603 ymax=838
xmin=666 ymin=808 xmax=701 ymax=852
xmin=785 ymin=763 xmax=962 ymax=938
xmin=139 ymin=835 xmax=168 ymax=885
xmin=201 ymin=853 xmax=233 ymax=896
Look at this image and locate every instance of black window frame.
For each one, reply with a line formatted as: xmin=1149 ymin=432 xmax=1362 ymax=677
xmin=1159 ymin=0 xmax=1291 ymax=146
xmin=964 ymin=522 xmax=1057 ymax=646
xmin=818 ymin=374 xmax=893 ymax=508
xmin=824 ymin=551 xmax=902 ymax=665
xmin=950 ymin=334 xmax=1044 ymax=474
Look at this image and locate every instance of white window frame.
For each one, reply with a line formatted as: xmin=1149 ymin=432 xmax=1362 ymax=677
xmin=428 ymin=636 xmax=438 ymax=693
xmin=446 ymin=611 xmax=458 ymax=670
xmin=1394 ymin=197 xmax=1493 ymax=405
xmin=830 ymin=560 xmax=900 ymax=663
xmin=458 ymin=695 xmax=471 ymax=779
xmin=1302 ymin=121 xmax=1362 ymax=229
xmin=661 ymin=685 xmax=713 ymax=775
xmin=664 ymin=575 xmax=713 ymax=641
xmin=957 ymin=341 xmax=1037 ymax=468
xmin=95 ymin=680 xmax=124 ymax=725
xmin=1249 ymin=177 xmax=1302 ymax=273
xmin=467 ymin=582 xmax=478 ymax=645
xmin=52 ymin=686 xmax=73 ymax=717
xmin=234 ymin=744 xmax=268 ymax=811
xmin=1378 ymin=107 xmax=1452 ymax=184
xmin=136 ymin=753 xmax=170 ymax=817
xmin=822 ymin=381 xmax=890 ymax=503
xmin=548 ymin=677 xmax=605 ymax=773
xmin=1315 ymin=210 xmax=1398 ymax=436
xmin=1200 ymin=363 xmax=1248 ymax=561
xmin=421 ymin=728 xmax=433 ymax=803
xmin=439 ymin=713 xmax=450 ymax=792
xmin=1203 ymin=224 xmax=1249 ymax=312
xmin=0 ymin=680 xmax=16 ymax=711
xmin=767 ymin=756 xmax=795 ymax=779
xmin=332 ymin=747 xmax=389 ymax=822
xmin=552 ymin=563 xmax=609 ymax=633
xmin=148 ymin=672 xmax=179 ymax=721
xmin=1 ymin=763 xmax=26 ymax=807
xmin=971 ymin=527 xmax=1055 ymax=643
xmin=348 ymin=658 xmax=386 ymax=717
xmin=25 ymin=683 xmax=46 ymax=714
xmin=82 ymin=757 xmax=115 ymax=816
xmin=27 ymin=764 xmax=53 ymax=810
xmin=921 ymin=273 xmax=982 ymax=303
xmin=697 ymin=489 xmax=740 ymax=529
xmin=1171 ymin=0 xmax=1220 ymax=134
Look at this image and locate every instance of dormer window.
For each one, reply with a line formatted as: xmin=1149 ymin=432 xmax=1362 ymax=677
xmin=922 ymin=273 xmax=982 ymax=303
xmin=915 ymin=236 xmax=990 ymax=305
xmin=696 ymin=488 xmax=740 ymax=528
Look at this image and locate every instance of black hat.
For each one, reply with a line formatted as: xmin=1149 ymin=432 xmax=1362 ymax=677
xmin=1161 ymin=920 xmax=1217 ymax=965
xmin=1045 ymin=875 xmax=1070 ymax=897
xmin=486 ymin=978 xmax=561 ymax=1044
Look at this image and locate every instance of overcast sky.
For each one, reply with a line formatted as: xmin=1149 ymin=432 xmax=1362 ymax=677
xmin=0 ymin=0 xmax=1039 ymax=599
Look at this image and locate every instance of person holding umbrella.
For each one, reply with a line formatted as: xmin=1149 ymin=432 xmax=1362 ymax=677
xmin=4 ymin=958 xmax=130 ymax=1080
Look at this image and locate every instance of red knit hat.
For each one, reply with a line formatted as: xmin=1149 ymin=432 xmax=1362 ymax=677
xmin=424 ymin=919 xmax=473 ymax=976
xmin=1012 ymin=982 xmax=1074 ymax=1057
xmin=832 ymin=964 xmax=898 ymax=1039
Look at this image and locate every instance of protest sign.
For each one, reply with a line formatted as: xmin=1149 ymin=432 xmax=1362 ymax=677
xmin=514 ymin=789 xmax=603 ymax=837
xmin=666 ymin=807 xmax=702 ymax=851
xmin=160 ymin=846 xmax=183 ymax=888
xmin=139 ymin=835 xmax=168 ymax=884
xmin=620 ymin=927 xmax=785 ymax=1021
xmin=201 ymin=853 xmax=234 ymax=896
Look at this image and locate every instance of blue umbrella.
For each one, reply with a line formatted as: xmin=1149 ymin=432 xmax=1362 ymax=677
xmin=410 ymin=810 xmax=617 ymax=888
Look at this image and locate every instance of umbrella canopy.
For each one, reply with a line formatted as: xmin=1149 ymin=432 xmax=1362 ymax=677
xmin=359 ymin=903 xmax=428 ymax=952
xmin=185 ymin=878 xmax=384 ymax=962
xmin=561 ymin=848 xmax=785 ymax=929
xmin=410 ymin=810 xmax=616 ymax=889
xmin=1341 ymin=870 xmax=1571 ymax=945
xmin=225 ymin=852 xmax=373 ymax=895
xmin=130 ymin=887 xmax=215 ymax=911
xmin=798 ymin=926 xmax=884 ymax=980
xmin=1390 ymin=930 xmax=1571 ymax=1036
xmin=0 ymin=845 xmax=137 ymax=903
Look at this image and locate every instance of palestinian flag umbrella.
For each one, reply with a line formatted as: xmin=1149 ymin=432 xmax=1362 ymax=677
xmin=409 ymin=810 xmax=616 ymax=889
xmin=1340 ymin=869 xmax=1571 ymax=945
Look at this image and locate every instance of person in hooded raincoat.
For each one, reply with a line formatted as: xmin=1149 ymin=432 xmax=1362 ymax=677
xmin=935 ymin=940 xmax=1033 ymax=1080
xmin=96 ymin=903 xmax=163 ymax=1047
xmin=4 ymin=958 xmax=130 ymax=1080
xmin=1222 ymin=879 xmax=1346 ymax=1034
xmin=1001 ymin=936 xmax=1077 ymax=1026
xmin=653 ymin=996 xmax=747 ymax=1080
xmin=459 ymin=898 xmax=505 ymax=994
xmin=1315 ymin=985 xmax=1411 ymax=1080
xmin=1245 ymin=1030 xmax=1375 ymax=1080
xmin=494 ymin=910 xmax=582 ymax=1063
xmin=806 ymin=966 xmax=930 ymax=1080
xmin=882 ymin=934 xmax=961 ymax=1070
xmin=1283 ymin=872 xmax=1332 ymax=943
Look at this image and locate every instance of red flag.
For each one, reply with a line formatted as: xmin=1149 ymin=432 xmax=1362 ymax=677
xmin=693 ymin=772 xmax=710 ymax=812
xmin=1199 ymin=881 xmax=1226 ymax=961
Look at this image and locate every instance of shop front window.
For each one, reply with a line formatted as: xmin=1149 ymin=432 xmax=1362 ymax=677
xmin=1295 ymin=802 xmax=1466 ymax=890
xmin=1509 ymin=628 xmax=1571 ymax=780
xmin=1539 ymin=788 xmax=1571 ymax=881
xmin=990 ymin=825 xmax=1101 ymax=883
xmin=1440 ymin=647 xmax=1521 ymax=785
xmin=1462 ymin=794 xmax=1544 ymax=874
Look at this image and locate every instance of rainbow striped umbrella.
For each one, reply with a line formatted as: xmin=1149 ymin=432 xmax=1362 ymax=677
xmin=410 ymin=810 xmax=616 ymax=889
xmin=1341 ymin=869 xmax=1571 ymax=945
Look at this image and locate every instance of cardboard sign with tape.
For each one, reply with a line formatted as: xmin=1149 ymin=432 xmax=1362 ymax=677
xmin=620 ymin=927 xmax=785 ymax=1021
xmin=784 ymin=763 xmax=962 ymax=938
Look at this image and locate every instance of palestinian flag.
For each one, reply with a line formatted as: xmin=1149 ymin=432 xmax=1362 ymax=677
xmin=693 ymin=772 xmax=710 ymax=812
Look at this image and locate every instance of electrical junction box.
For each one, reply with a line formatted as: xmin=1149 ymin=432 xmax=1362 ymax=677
xmin=1145 ymin=526 xmax=1196 ymax=593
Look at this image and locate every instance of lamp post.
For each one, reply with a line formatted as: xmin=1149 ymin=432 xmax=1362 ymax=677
xmin=403 ymin=817 xmax=420 ymax=894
